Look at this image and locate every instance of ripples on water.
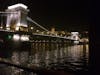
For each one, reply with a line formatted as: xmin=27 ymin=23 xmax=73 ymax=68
xmin=0 ymin=42 xmax=89 ymax=75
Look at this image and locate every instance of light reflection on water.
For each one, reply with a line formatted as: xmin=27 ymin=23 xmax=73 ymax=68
xmin=11 ymin=43 xmax=89 ymax=68
xmin=0 ymin=42 xmax=89 ymax=75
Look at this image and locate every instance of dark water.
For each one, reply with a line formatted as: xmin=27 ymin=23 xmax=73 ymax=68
xmin=0 ymin=42 xmax=89 ymax=75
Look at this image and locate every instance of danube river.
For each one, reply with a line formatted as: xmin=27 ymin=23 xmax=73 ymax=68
xmin=0 ymin=41 xmax=89 ymax=75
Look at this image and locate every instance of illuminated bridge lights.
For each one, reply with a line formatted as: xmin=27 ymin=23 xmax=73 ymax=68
xmin=13 ymin=34 xmax=29 ymax=41
xmin=13 ymin=34 xmax=20 ymax=41
xmin=20 ymin=35 xmax=29 ymax=41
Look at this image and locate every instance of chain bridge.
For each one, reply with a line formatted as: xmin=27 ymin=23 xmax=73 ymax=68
xmin=0 ymin=3 xmax=88 ymax=75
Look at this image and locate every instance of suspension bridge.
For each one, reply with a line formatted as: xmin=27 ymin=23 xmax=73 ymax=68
xmin=0 ymin=3 xmax=88 ymax=75
xmin=0 ymin=3 xmax=80 ymax=42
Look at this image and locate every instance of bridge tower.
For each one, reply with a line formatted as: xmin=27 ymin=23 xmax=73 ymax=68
xmin=6 ymin=3 xmax=29 ymax=31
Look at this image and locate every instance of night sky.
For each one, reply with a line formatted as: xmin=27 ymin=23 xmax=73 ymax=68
xmin=0 ymin=0 xmax=89 ymax=31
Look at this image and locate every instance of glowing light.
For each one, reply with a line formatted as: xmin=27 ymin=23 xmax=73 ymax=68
xmin=0 ymin=26 xmax=3 ymax=29
xmin=71 ymin=32 xmax=79 ymax=35
xmin=15 ymin=27 xmax=20 ymax=31
xmin=8 ymin=35 xmax=12 ymax=39
xmin=6 ymin=24 xmax=10 ymax=27
xmin=36 ymin=30 xmax=39 ymax=32
xmin=8 ymin=3 xmax=27 ymax=9
xmin=71 ymin=32 xmax=79 ymax=40
xmin=20 ymin=24 xmax=28 ymax=27
xmin=13 ymin=34 xmax=20 ymax=41
xmin=6 ymin=28 xmax=10 ymax=30
xmin=74 ymin=40 xmax=79 ymax=44
xmin=20 ymin=35 xmax=29 ymax=41
xmin=31 ymin=27 xmax=34 ymax=29
xmin=17 ymin=23 xmax=28 ymax=27
xmin=17 ymin=23 xmax=21 ymax=26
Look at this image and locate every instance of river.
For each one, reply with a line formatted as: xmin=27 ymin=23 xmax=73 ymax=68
xmin=0 ymin=41 xmax=89 ymax=75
